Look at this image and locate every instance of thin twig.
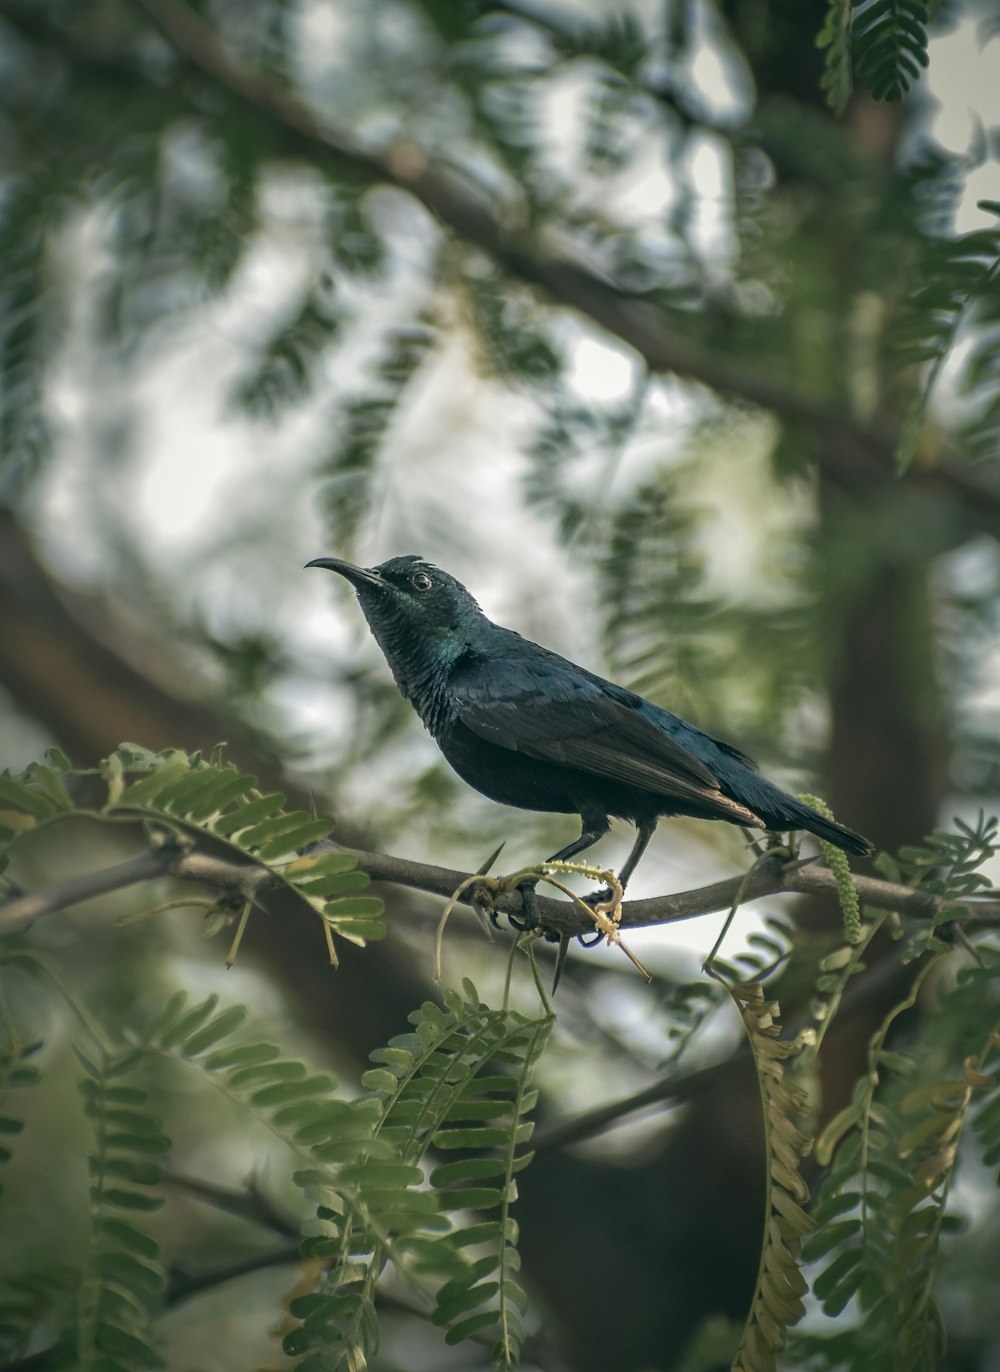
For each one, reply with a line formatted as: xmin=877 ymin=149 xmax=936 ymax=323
xmin=162 ymin=1171 xmax=300 ymax=1237
xmin=167 ymin=1241 xmax=303 ymax=1302
xmin=533 ymin=941 xmax=910 ymax=1151
xmin=0 ymin=845 xmax=273 ymax=937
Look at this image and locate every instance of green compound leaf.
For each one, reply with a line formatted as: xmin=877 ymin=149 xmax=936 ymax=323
xmin=1 ymin=744 xmax=384 ymax=970
xmin=711 ymin=979 xmax=813 ymax=1372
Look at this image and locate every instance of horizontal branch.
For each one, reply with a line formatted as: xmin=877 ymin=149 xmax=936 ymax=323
xmin=167 ymin=1240 xmax=302 ymax=1305
xmin=162 ymin=1171 xmax=299 ymax=1238
xmin=0 ymin=848 xmax=175 ymax=926
xmin=0 ymin=841 xmax=275 ymax=937
xmin=321 ymin=840 xmax=1000 ymax=933
xmin=3 ymin=832 xmax=997 ymax=944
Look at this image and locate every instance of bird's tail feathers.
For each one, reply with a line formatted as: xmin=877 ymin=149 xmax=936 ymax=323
xmin=778 ymin=802 xmax=874 ymax=857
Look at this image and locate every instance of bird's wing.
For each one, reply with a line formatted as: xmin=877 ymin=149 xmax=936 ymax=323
xmin=450 ymin=654 xmax=762 ymax=823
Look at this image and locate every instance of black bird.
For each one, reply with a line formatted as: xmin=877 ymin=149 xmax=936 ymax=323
xmin=308 ymin=554 xmax=873 ymax=929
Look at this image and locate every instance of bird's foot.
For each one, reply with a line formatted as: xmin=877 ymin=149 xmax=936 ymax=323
xmin=508 ymin=879 xmax=542 ymax=931
xmin=578 ymin=886 xmax=622 ymax=943
xmin=482 ymin=874 xmax=544 ymax=932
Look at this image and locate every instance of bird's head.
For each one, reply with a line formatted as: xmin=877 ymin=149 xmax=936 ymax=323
xmin=307 ymin=554 xmax=486 ymax=681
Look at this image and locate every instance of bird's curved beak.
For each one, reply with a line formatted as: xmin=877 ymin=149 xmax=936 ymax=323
xmin=305 ymin=556 xmax=384 ymax=590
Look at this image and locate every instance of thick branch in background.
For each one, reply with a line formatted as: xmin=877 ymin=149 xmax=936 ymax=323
xmin=127 ymin=0 xmax=1000 ymax=530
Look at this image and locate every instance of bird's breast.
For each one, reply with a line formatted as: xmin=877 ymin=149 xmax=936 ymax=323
xmin=434 ymin=717 xmax=579 ymax=814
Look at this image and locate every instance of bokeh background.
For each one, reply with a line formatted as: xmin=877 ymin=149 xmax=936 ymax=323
xmin=2 ymin=1 xmax=1000 ymax=1368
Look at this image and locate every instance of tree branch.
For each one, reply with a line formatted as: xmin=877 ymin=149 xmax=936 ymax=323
xmin=166 ymin=1241 xmax=303 ymax=1304
xmin=0 ymin=840 xmax=274 ymax=937
xmin=317 ymin=840 xmax=1000 ymax=932
xmin=162 ymin=1171 xmax=299 ymax=1237
xmin=0 ymin=848 xmax=175 ymax=926
xmin=128 ymin=0 xmax=851 ymax=429
xmin=3 ymin=832 xmax=997 ymax=942
xmin=9 ymin=0 xmax=996 ymax=512
xmin=126 ymin=0 xmax=1000 ymax=523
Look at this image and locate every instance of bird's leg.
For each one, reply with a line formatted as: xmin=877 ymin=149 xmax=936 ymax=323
xmin=740 ymin=825 xmax=766 ymax=858
xmin=535 ymin=812 xmax=614 ymax=986
xmin=523 ymin=811 xmax=612 ymax=932
xmin=571 ymin=818 xmax=657 ymax=956
xmin=617 ymin=819 xmax=657 ymax=889
xmin=579 ymin=818 xmax=656 ymax=916
xmin=508 ymin=882 xmax=541 ymax=932
xmin=508 ymin=811 xmax=614 ymax=934
xmin=546 ymin=811 xmax=614 ymax=867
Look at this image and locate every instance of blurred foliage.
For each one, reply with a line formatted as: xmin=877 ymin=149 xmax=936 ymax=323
xmin=4 ymin=749 xmax=998 ymax=1371
xmin=1 ymin=0 xmax=1000 ymax=1369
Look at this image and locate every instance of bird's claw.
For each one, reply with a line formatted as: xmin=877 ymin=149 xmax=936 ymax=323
xmin=507 ymin=879 xmax=541 ymax=931
xmin=577 ymin=886 xmax=619 ymax=944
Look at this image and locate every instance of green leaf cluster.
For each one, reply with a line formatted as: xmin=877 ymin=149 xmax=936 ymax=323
xmin=0 ymin=966 xmax=551 ymax=1372
xmin=722 ymin=981 xmax=814 ymax=1372
xmin=315 ymin=325 xmax=433 ymax=552
xmin=891 ymin=209 xmax=1000 ymax=469
xmin=0 ymin=1033 xmax=42 ymax=1197
xmin=75 ymin=1047 xmax=169 ymax=1372
xmin=792 ymin=817 xmax=1000 ymax=1371
xmin=0 ymin=744 xmax=387 ymax=957
xmin=818 ymin=0 xmax=930 ymax=117
xmin=852 ymin=0 xmax=929 ymax=102
xmin=289 ymin=980 xmax=552 ymax=1370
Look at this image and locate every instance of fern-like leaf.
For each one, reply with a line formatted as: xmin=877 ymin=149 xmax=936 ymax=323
xmin=852 ymin=0 xmax=929 ymax=103
xmin=464 ymin=268 xmax=562 ymax=385
xmin=75 ymin=1049 xmax=169 ymax=1372
xmin=817 ymin=0 xmax=854 ymax=116
xmin=0 ymin=1031 xmax=43 ymax=1196
xmin=0 ymin=745 xmax=387 ymax=961
xmin=596 ymin=474 xmax=814 ymax=741
xmin=796 ymin=817 xmax=999 ymax=1370
xmin=141 ymin=991 xmax=418 ymax=1371
xmin=599 ymin=477 xmax=720 ymax=715
xmin=891 ymin=212 xmax=1000 ymax=470
xmin=0 ymin=1267 xmax=77 ymax=1366
xmin=0 ymin=178 xmax=55 ymax=484
xmin=317 ymin=326 xmax=433 ymax=551
xmin=721 ymin=981 xmax=813 ymax=1372
xmin=972 ymin=969 xmax=1000 ymax=1181
xmin=286 ymin=980 xmax=552 ymax=1371
xmin=230 ymin=283 xmax=342 ymax=419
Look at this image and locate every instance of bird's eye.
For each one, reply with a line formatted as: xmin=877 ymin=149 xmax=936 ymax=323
xmin=411 ymin=572 xmax=433 ymax=592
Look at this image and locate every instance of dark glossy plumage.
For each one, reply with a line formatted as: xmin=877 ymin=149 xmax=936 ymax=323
xmin=308 ymin=554 xmax=874 ymax=895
